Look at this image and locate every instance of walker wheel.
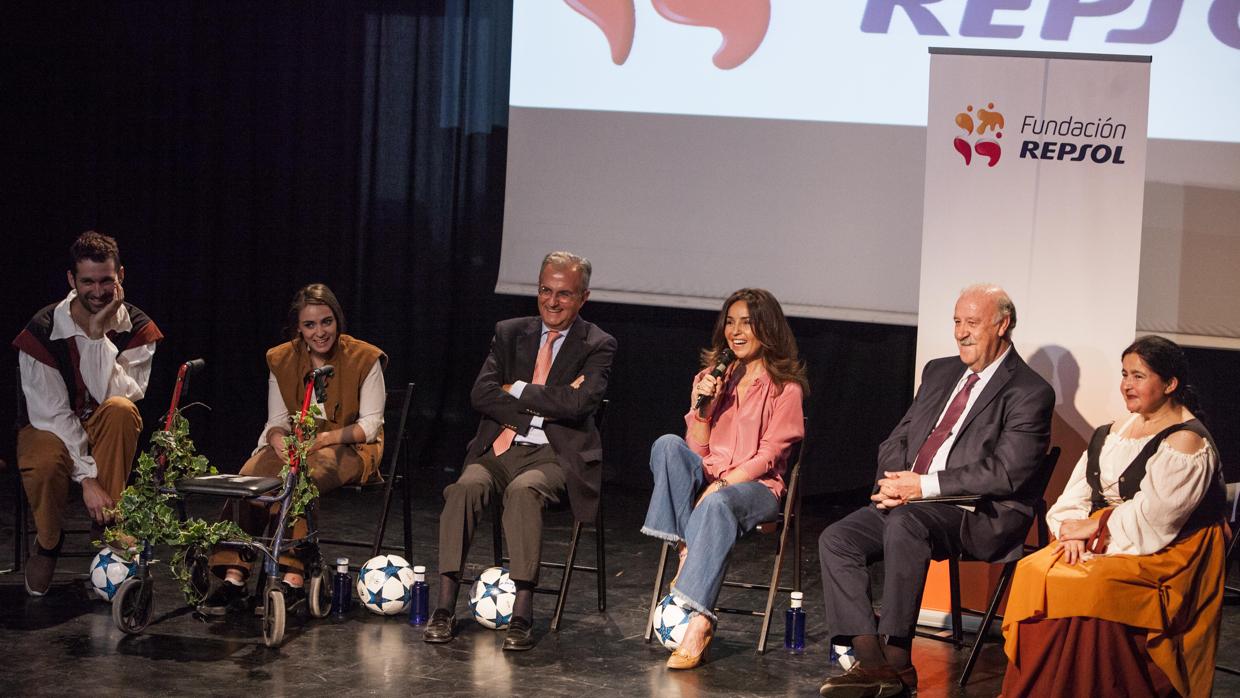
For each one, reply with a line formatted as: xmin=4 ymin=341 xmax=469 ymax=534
xmin=112 ymin=577 xmax=154 ymax=634
xmin=263 ymin=587 xmax=286 ymax=648
xmin=183 ymin=547 xmax=211 ymax=601
xmin=307 ymin=566 xmax=332 ymax=619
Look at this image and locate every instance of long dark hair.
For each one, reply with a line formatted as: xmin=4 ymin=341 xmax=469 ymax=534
xmin=702 ymin=288 xmax=808 ymax=395
xmin=1121 ymin=335 xmax=1200 ymax=413
xmin=284 ymin=283 xmax=346 ymax=341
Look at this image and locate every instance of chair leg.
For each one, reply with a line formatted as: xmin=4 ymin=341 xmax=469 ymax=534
xmin=959 ymin=560 xmax=1016 ymax=687
xmin=370 ymin=461 xmax=399 ymax=559
xmin=16 ymin=474 xmax=28 ymax=571
xmin=401 ymin=460 xmax=414 ymax=563
xmin=792 ymin=503 xmax=801 ymax=592
xmin=551 ymin=521 xmax=584 ymax=632
xmin=758 ymin=515 xmax=793 ymax=654
xmin=595 ymin=510 xmax=606 ymax=612
xmin=949 ymin=556 xmax=964 ymax=648
xmin=491 ymin=502 xmax=504 ymax=567
xmin=644 ymin=543 xmax=673 ymax=643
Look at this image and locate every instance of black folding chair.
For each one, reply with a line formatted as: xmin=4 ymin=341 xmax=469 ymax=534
xmin=644 ymin=434 xmax=808 ymax=654
xmin=909 ymin=447 xmax=1061 ymax=687
xmin=318 ymin=382 xmax=416 ymax=561
xmin=7 ymin=365 xmax=95 ymax=574
xmin=479 ymin=399 xmax=610 ymax=631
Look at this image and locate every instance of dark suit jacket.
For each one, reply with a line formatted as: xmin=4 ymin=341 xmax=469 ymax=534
xmin=876 ymin=348 xmax=1055 ymax=562
xmin=465 ymin=316 xmax=617 ymax=523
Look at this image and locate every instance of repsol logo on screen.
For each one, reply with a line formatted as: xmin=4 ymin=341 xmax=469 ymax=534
xmin=862 ymin=0 xmax=1240 ymax=50
xmin=1019 ymin=115 xmax=1130 ymax=165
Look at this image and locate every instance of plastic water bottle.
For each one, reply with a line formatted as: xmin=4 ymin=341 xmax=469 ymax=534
xmin=331 ymin=557 xmax=352 ymax=616
xmin=409 ymin=565 xmax=429 ymax=625
xmin=785 ymin=591 xmax=806 ymax=653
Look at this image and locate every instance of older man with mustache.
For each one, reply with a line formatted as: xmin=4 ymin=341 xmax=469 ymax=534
xmin=817 ymin=284 xmax=1054 ymax=697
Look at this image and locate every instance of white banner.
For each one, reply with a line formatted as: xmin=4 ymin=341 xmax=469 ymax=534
xmin=917 ymin=47 xmax=1150 ymax=620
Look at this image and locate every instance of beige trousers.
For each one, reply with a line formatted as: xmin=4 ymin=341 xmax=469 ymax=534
xmin=17 ymin=397 xmax=142 ymax=550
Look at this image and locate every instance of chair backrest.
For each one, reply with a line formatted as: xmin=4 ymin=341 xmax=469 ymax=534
xmin=378 ymin=382 xmax=415 ymax=483
xmin=1030 ymin=446 xmax=1062 ymax=549
xmin=593 ymin=398 xmax=609 ymax=432
xmin=755 ymin=430 xmax=807 ymax=533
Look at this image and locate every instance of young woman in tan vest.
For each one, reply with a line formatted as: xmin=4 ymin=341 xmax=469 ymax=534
xmin=199 ymin=283 xmax=387 ymax=616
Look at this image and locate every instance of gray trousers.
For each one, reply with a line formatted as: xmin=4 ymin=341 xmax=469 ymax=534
xmin=818 ymin=502 xmax=966 ymax=642
xmin=437 ymin=443 xmax=566 ymax=584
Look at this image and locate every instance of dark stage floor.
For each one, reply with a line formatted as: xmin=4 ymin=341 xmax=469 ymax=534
xmin=2 ymin=477 xmax=1238 ymax=697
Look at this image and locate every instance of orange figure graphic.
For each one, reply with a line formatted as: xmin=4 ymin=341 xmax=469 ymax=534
xmin=976 ymin=103 xmax=1004 ymax=134
xmin=955 ymin=111 xmax=975 ymax=135
xmin=651 ymin=0 xmax=771 ymax=69
xmin=566 ymin=0 xmax=637 ymax=65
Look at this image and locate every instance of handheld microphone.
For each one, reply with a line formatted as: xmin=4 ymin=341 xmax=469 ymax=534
xmin=695 ymin=348 xmax=736 ymax=418
xmin=184 ymin=358 xmax=206 ymax=375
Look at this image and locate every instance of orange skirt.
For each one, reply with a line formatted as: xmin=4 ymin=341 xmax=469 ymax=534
xmin=1001 ymin=521 xmax=1228 ymax=698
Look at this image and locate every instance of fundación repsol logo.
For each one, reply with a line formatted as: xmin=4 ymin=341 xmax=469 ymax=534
xmin=953 ymin=102 xmax=1004 ymax=167
xmin=1018 ymin=115 xmax=1129 ymax=165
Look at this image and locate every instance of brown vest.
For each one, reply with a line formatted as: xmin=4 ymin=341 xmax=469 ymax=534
xmin=267 ymin=334 xmax=388 ymax=481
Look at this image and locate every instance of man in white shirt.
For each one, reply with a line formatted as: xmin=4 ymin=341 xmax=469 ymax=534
xmin=817 ymin=284 xmax=1054 ymax=697
xmin=12 ymin=231 xmax=162 ymax=596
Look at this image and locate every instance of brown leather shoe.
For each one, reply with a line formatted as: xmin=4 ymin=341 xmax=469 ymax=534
xmin=666 ymin=621 xmax=714 ymax=670
xmin=24 ymin=534 xmax=63 ymax=597
xmin=422 ymin=608 xmax=456 ymax=644
xmin=818 ymin=662 xmax=905 ymax=697
xmin=897 ymin=665 xmax=917 ymax=695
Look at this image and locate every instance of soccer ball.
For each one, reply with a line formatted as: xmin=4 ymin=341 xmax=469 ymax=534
xmin=832 ymin=644 xmax=857 ymax=670
xmin=652 ymin=592 xmax=695 ymax=650
xmin=356 ymin=554 xmax=415 ymax=615
xmin=469 ymin=566 xmax=516 ymax=629
xmin=89 ymin=548 xmax=137 ymax=601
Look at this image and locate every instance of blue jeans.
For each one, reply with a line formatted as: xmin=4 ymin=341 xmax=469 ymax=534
xmin=640 ymin=434 xmax=780 ymax=621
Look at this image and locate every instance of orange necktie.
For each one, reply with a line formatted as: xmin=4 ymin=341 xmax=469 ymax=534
xmin=492 ymin=329 xmax=560 ymax=456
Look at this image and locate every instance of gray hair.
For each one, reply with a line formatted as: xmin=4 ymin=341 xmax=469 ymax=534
xmin=541 ymin=251 xmax=592 ymax=290
xmin=960 ymin=283 xmax=1016 ymax=337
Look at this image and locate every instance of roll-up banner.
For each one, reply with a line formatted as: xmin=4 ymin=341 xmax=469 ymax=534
xmin=916 ymin=48 xmax=1150 ymax=629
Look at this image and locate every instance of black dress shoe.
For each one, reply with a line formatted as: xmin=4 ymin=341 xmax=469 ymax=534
xmin=197 ymin=581 xmax=250 ymax=617
xmin=818 ymin=662 xmax=906 ymax=698
xmin=502 ymin=616 xmax=536 ymax=652
xmin=423 ymin=608 xmax=456 ymax=643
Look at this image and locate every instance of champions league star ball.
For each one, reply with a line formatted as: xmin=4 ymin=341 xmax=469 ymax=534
xmin=469 ymin=566 xmax=516 ymax=630
xmin=832 ymin=644 xmax=857 ymax=670
xmin=652 ymin=593 xmax=695 ymax=650
xmin=89 ymin=548 xmax=137 ymax=601
xmin=356 ymin=554 xmax=416 ymax=615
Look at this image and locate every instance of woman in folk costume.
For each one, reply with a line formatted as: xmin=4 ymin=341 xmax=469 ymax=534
xmin=1001 ymin=335 xmax=1228 ymax=698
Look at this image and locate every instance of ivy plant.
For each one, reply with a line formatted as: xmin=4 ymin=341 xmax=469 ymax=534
xmin=104 ymin=411 xmax=249 ymax=604
xmin=279 ymin=403 xmax=322 ymax=519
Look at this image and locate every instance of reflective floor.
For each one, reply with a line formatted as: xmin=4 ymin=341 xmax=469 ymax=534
xmin=1 ymin=479 xmax=1237 ymax=697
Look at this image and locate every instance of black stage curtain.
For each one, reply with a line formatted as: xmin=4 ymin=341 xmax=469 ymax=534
xmin=4 ymin=1 xmax=1232 ymax=509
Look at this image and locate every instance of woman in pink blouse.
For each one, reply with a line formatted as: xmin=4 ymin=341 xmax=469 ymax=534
xmin=641 ymin=288 xmax=807 ymax=669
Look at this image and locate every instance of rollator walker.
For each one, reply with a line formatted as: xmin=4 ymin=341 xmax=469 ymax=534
xmin=169 ymin=364 xmax=336 ymax=647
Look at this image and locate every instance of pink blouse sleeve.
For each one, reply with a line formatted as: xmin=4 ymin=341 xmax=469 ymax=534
xmin=682 ymin=369 xmax=711 ymax=456
xmin=729 ymin=383 xmax=804 ymax=481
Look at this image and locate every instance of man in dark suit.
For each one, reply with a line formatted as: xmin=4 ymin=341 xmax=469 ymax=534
xmin=817 ymin=284 xmax=1054 ymax=697
xmin=425 ymin=251 xmax=616 ymax=651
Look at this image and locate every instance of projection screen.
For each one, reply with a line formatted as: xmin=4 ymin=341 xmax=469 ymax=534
xmin=501 ymin=1 xmax=1240 ymax=344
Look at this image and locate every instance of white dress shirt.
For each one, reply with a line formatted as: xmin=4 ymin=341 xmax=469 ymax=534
xmin=919 ymin=345 xmax=1012 ymax=498
xmin=507 ymin=323 xmax=570 ymax=445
